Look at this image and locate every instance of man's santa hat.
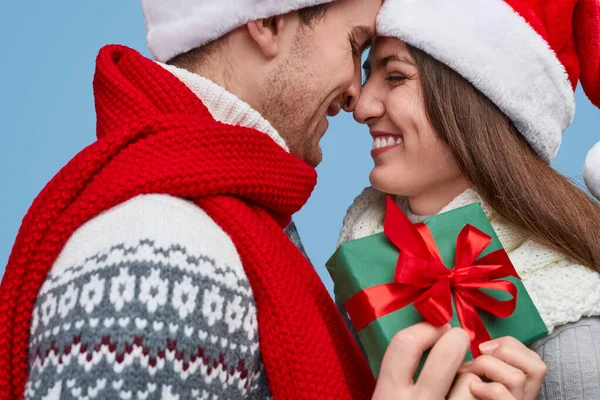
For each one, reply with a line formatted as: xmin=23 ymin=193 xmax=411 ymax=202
xmin=141 ymin=0 xmax=334 ymax=63
xmin=377 ymin=0 xmax=600 ymax=197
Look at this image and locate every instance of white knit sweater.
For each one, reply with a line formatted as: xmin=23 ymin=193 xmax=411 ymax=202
xmin=338 ymin=187 xmax=600 ymax=333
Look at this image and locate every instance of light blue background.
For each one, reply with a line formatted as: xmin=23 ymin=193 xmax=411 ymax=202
xmin=1 ymin=1 xmax=599 ymax=293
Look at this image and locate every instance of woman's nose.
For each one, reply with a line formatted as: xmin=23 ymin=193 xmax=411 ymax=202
xmin=353 ymin=83 xmax=385 ymax=125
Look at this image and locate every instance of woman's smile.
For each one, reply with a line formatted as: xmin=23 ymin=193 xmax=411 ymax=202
xmin=371 ymin=130 xmax=404 ymax=157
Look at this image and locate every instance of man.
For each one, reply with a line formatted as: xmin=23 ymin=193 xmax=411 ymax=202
xmin=0 ymin=1 xmax=493 ymax=399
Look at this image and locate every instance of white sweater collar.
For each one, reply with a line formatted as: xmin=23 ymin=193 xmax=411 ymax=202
xmin=338 ymin=188 xmax=487 ymax=246
xmin=396 ymin=188 xmax=486 ymax=223
xmin=158 ymin=63 xmax=290 ymax=152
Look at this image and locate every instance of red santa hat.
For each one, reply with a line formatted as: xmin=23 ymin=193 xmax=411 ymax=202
xmin=377 ymin=0 xmax=600 ymax=197
xmin=141 ymin=0 xmax=334 ymax=63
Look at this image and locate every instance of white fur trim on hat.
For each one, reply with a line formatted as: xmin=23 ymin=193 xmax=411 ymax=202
xmin=584 ymin=142 xmax=600 ymax=199
xmin=142 ymin=0 xmax=334 ymax=63
xmin=376 ymin=0 xmax=575 ymax=162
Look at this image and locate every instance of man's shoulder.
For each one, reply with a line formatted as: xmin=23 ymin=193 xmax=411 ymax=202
xmin=45 ymin=194 xmax=247 ymax=296
xmin=29 ymin=194 xmax=268 ymax=399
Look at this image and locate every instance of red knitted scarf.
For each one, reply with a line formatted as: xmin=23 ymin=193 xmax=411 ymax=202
xmin=0 ymin=45 xmax=375 ymax=399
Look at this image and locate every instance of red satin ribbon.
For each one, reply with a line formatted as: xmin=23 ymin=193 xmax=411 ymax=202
xmin=345 ymin=195 xmax=520 ymax=358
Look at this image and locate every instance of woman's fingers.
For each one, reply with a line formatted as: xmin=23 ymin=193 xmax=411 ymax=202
xmin=374 ymin=323 xmax=474 ymax=400
xmin=416 ymin=328 xmax=471 ymax=398
xmin=470 ymin=381 xmax=517 ymax=400
xmin=459 ymin=355 xmax=526 ymax=398
xmin=376 ymin=322 xmax=450 ymax=390
xmin=479 ymin=337 xmax=547 ymax=381
xmin=477 ymin=337 xmax=547 ymax=400
xmin=447 ymin=373 xmax=481 ymax=400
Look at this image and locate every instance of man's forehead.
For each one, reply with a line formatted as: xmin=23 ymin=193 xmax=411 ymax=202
xmin=333 ymin=0 xmax=379 ymax=33
xmin=348 ymin=24 xmax=376 ymax=52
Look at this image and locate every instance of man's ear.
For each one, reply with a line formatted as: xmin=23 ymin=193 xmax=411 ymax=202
xmin=247 ymin=15 xmax=286 ymax=59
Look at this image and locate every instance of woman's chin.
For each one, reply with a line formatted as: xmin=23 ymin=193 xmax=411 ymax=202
xmin=369 ymin=169 xmax=407 ymax=196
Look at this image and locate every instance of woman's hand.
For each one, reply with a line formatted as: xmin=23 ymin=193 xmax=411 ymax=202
xmin=372 ymin=322 xmax=472 ymax=399
xmin=371 ymin=325 xmax=543 ymax=400
xmin=449 ymin=372 xmax=518 ymax=400
xmin=455 ymin=336 xmax=547 ymax=400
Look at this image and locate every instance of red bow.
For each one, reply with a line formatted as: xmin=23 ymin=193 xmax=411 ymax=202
xmin=345 ymin=196 xmax=520 ymax=357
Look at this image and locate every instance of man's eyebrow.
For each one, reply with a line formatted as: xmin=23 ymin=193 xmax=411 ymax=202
xmin=350 ymin=25 xmax=375 ymax=51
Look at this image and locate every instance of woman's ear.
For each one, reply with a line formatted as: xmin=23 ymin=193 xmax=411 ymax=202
xmin=247 ymin=15 xmax=286 ymax=59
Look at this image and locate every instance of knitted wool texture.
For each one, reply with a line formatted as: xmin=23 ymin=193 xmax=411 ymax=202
xmin=0 ymin=45 xmax=375 ymax=399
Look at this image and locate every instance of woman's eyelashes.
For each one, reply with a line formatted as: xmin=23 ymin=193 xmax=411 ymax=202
xmin=360 ymin=60 xmax=410 ymax=87
xmin=361 ymin=73 xmax=407 ymax=88
xmin=385 ymin=75 xmax=407 ymax=84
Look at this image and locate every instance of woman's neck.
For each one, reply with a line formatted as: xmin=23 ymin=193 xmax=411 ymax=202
xmin=406 ymin=178 xmax=472 ymax=217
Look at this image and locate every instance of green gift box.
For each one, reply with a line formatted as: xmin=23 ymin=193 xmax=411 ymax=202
xmin=327 ymin=196 xmax=548 ymax=378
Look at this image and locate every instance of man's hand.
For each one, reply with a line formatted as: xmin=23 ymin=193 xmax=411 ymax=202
xmin=372 ymin=322 xmax=471 ymax=400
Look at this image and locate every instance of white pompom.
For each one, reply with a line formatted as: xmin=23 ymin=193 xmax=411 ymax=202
xmin=584 ymin=142 xmax=600 ymax=199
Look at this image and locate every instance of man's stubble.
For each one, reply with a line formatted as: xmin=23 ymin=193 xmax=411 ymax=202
xmin=258 ymin=34 xmax=324 ymax=166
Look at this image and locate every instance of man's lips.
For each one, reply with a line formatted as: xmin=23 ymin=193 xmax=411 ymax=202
xmin=327 ymin=103 xmax=342 ymax=117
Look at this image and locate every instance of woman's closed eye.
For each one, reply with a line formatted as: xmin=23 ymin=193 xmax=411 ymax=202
xmin=361 ymin=72 xmax=407 ymax=88
xmin=385 ymin=75 xmax=407 ymax=84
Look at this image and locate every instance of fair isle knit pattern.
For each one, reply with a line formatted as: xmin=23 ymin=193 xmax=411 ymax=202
xmin=26 ymin=195 xmax=309 ymax=400
xmin=26 ymin=195 xmax=270 ymax=400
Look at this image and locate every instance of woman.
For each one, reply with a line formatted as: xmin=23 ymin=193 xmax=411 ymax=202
xmin=339 ymin=0 xmax=600 ymax=399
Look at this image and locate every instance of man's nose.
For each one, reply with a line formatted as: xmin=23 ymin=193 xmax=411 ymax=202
xmin=342 ymin=70 xmax=362 ymax=112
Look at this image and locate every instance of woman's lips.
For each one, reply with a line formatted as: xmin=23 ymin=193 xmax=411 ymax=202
xmin=370 ymin=131 xmax=404 ymax=157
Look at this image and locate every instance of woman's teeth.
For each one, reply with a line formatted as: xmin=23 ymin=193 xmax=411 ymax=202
xmin=373 ymin=136 xmax=404 ymax=150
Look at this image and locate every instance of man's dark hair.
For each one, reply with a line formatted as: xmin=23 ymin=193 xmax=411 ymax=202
xmin=168 ymin=4 xmax=330 ymax=67
xmin=298 ymin=3 xmax=330 ymax=26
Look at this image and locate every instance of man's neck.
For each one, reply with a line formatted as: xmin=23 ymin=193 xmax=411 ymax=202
xmin=157 ymin=62 xmax=290 ymax=152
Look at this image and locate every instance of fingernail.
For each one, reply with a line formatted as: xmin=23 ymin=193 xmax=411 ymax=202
xmin=479 ymin=341 xmax=499 ymax=353
xmin=458 ymin=361 xmax=472 ymax=373
xmin=471 ymin=381 xmax=487 ymax=391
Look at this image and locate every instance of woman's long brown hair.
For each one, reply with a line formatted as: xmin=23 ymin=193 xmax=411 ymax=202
xmin=408 ymin=45 xmax=600 ymax=273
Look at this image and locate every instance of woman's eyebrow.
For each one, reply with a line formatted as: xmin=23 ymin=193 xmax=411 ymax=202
xmin=376 ymin=53 xmax=417 ymax=67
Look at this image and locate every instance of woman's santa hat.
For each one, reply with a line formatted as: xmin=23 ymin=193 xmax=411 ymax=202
xmin=141 ymin=0 xmax=334 ymax=63
xmin=377 ymin=0 xmax=600 ymax=197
